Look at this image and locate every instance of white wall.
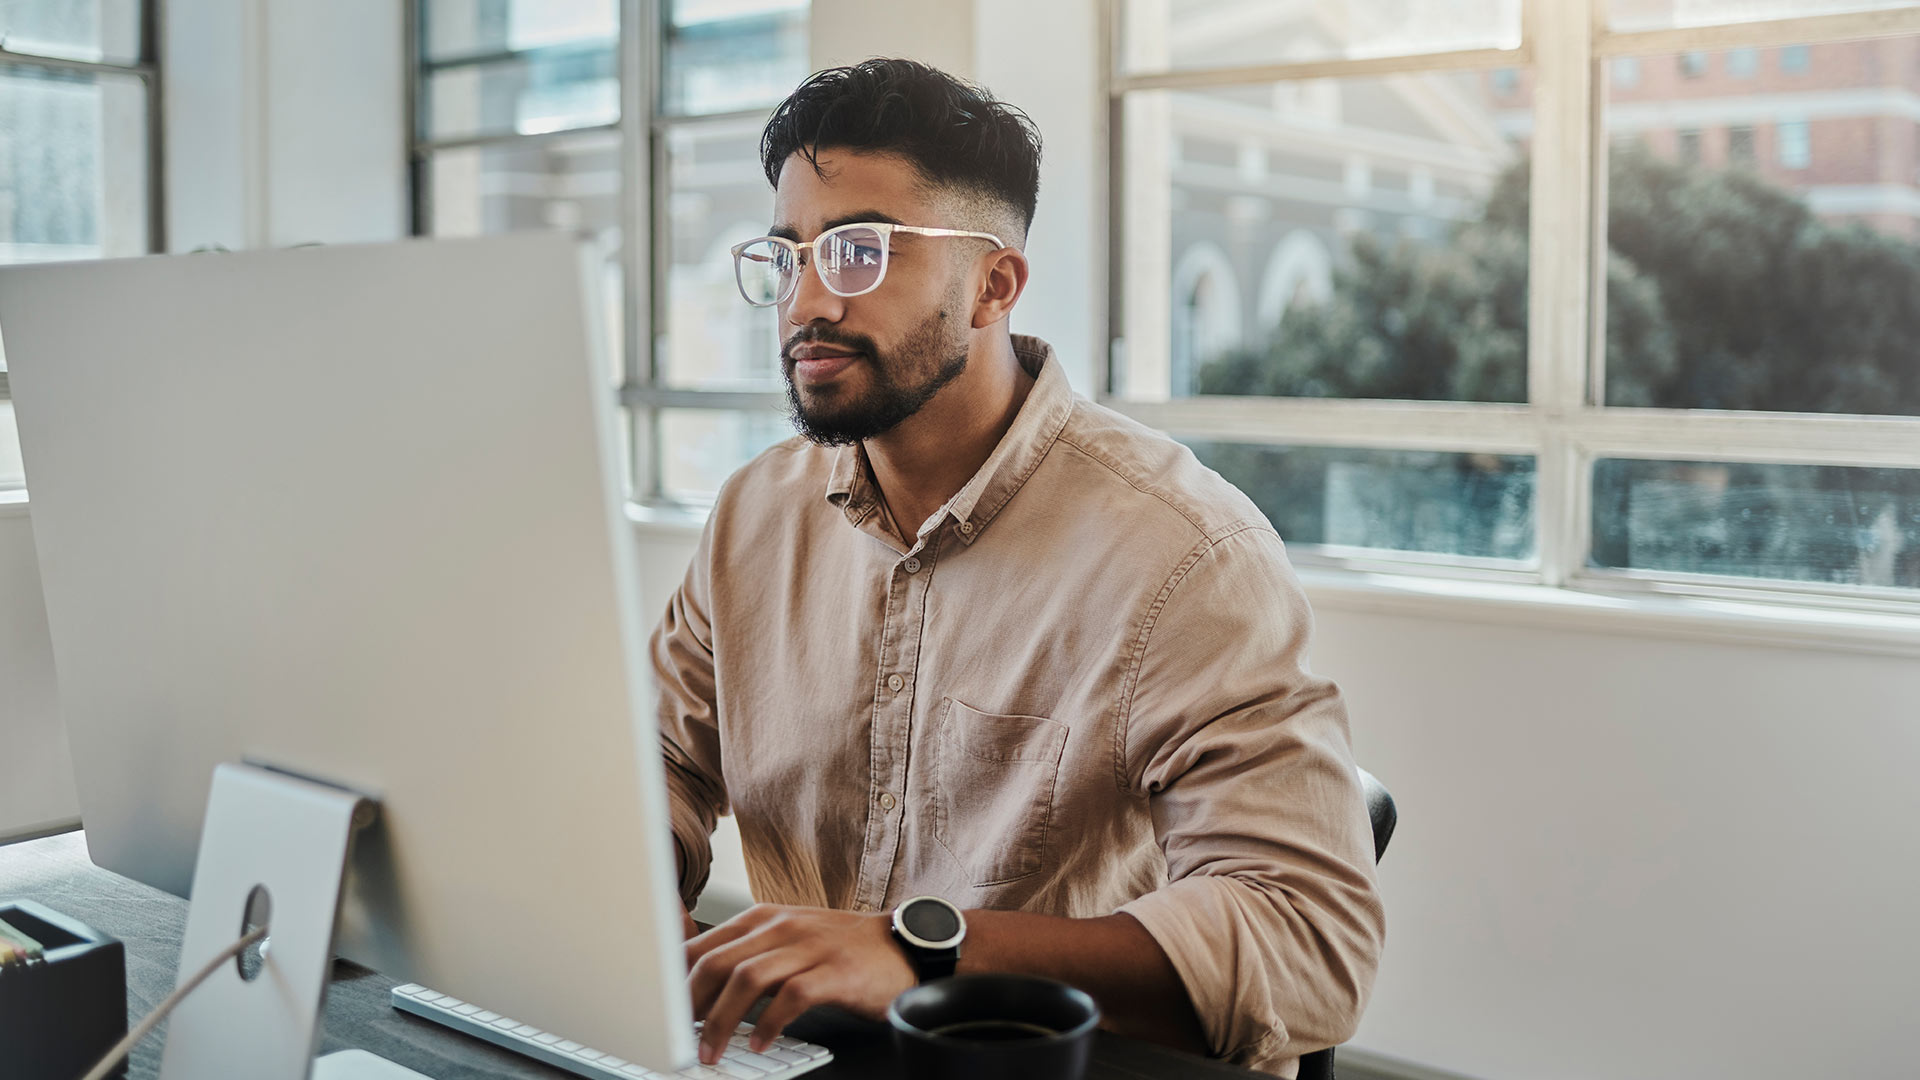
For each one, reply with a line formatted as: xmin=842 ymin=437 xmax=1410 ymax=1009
xmin=165 ymin=0 xmax=406 ymax=251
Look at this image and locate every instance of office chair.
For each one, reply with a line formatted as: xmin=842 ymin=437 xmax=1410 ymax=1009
xmin=1295 ymin=767 xmax=1396 ymax=1080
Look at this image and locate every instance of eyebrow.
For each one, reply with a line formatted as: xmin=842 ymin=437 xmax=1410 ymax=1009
xmin=768 ymin=210 xmax=907 ymax=242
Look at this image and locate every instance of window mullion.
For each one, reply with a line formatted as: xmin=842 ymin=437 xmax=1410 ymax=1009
xmin=621 ymin=0 xmax=658 ymax=500
xmin=1527 ymin=0 xmax=1598 ymax=587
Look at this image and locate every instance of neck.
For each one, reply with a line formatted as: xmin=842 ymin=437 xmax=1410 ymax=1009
xmin=864 ymin=332 xmax=1034 ymax=544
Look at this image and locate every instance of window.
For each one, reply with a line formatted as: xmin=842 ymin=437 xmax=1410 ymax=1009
xmin=1676 ymin=128 xmax=1704 ymax=164
xmin=1727 ymin=124 xmax=1757 ymax=163
xmin=408 ymin=0 xmax=810 ymax=501
xmin=1777 ymin=118 xmax=1812 ymax=167
xmin=1113 ymin=1 xmax=1920 ymax=604
xmin=0 ymin=0 xmax=161 ymax=492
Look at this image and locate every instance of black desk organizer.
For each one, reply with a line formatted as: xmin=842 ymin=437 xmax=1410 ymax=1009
xmin=0 ymin=899 xmax=128 ymax=1080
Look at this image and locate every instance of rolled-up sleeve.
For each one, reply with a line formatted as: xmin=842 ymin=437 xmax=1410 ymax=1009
xmin=650 ymin=515 xmax=731 ymax=909
xmin=1115 ymin=525 xmax=1384 ymax=1075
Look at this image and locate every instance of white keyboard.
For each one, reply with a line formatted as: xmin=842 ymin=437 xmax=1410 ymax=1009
xmin=389 ymin=983 xmax=835 ymax=1080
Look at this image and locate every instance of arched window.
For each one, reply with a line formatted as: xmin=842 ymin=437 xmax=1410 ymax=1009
xmin=1170 ymin=243 xmax=1243 ymax=396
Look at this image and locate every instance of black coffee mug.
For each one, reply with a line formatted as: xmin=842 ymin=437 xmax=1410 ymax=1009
xmin=887 ymin=973 xmax=1100 ymax=1080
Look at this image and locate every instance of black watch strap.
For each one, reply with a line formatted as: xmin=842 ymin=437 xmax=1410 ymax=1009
xmin=913 ymin=947 xmax=959 ymax=983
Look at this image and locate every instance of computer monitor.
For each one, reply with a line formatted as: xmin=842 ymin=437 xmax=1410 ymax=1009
xmin=0 ymin=234 xmax=696 ymax=1072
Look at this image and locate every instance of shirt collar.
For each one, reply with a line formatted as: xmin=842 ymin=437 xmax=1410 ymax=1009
xmin=822 ymin=334 xmax=1075 ymax=545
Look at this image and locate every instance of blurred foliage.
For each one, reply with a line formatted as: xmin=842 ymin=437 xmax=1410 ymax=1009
xmin=1190 ymin=146 xmax=1920 ymax=585
xmin=1198 ymin=144 xmax=1920 ymax=415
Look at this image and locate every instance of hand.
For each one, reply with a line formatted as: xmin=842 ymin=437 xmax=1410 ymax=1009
xmin=680 ymin=900 xmax=698 ymax=940
xmin=685 ymin=904 xmax=913 ymax=1065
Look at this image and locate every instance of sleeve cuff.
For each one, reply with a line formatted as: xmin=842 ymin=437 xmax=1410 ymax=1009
xmin=1118 ymin=876 xmax=1287 ymax=1065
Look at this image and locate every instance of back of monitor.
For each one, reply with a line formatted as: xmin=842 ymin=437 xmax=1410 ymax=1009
xmin=0 ymin=234 xmax=694 ymax=1070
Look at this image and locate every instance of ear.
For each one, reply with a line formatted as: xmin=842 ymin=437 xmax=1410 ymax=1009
xmin=970 ymin=245 xmax=1030 ymax=330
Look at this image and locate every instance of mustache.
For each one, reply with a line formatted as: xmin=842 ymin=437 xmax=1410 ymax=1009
xmin=781 ymin=328 xmax=877 ymax=363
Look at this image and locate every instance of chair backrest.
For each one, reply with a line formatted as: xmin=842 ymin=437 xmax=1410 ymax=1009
xmin=1358 ymin=767 xmax=1396 ymax=864
xmin=1295 ymin=767 xmax=1395 ymax=1080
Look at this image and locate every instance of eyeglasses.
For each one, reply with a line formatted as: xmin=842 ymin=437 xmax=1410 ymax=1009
xmin=730 ymin=222 xmax=1006 ymax=308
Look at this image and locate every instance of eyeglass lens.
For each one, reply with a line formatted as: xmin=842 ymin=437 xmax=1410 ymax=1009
xmin=735 ymin=226 xmax=887 ymax=305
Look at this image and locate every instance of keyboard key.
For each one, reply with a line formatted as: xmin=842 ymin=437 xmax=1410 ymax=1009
xmin=491 ymin=1017 xmax=520 ymax=1030
xmin=729 ymin=1050 xmax=788 ymax=1071
xmin=601 ymin=1057 xmax=627 ymax=1069
xmin=393 ymin=984 xmax=425 ymax=996
xmin=451 ymin=1004 xmax=483 ymax=1017
xmin=555 ymin=1040 xmax=583 ymax=1052
xmin=533 ymin=1033 xmax=563 ymax=1045
xmin=618 ymin=1066 xmax=652 ymax=1078
xmin=759 ymin=1047 xmax=809 ymax=1065
xmin=711 ymin=1062 xmax=765 ymax=1079
xmin=471 ymin=1011 xmax=501 ymax=1023
xmin=575 ymin=1049 xmax=605 ymax=1062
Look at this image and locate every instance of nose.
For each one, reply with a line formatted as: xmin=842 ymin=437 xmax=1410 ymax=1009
xmin=781 ymin=249 xmax=846 ymax=329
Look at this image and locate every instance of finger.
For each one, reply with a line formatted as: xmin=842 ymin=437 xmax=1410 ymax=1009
xmin=686 ymin=920 xmax=799 ymax=1019
xmin=684 ymin=904 xmax=775 ymax=968
xmin=749 ymin=972 xmax=828 ymax=1054
xmin=698 ymin=951 xmax=816 ymax=1064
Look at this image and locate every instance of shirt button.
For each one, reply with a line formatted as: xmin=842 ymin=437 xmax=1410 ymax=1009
xmin=887 ymin=674 xmax=906 ymax=693
xmin=879 ymin=792 xmax=897 ymax=811
xmin=903 ymin=557 xmax=921 ymax=574
xmin=958 ymin=521 xmax=974 ymax=535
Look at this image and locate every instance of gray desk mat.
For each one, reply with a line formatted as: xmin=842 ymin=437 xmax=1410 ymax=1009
xmin=0 ymin=831 xmax=1258 ymax=1080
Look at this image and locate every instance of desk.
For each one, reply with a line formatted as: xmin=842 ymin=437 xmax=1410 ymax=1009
xmin=0 ymin=832 xmax=1262 ymax=1080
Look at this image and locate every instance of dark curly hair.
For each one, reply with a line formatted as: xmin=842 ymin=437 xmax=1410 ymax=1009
xmin=760 ymin=58 xmax=1042 ymax=241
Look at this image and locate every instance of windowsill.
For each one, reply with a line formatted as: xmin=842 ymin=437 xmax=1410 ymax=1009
xmin=625 ymin=500 xmax=1920 ymax=658
xmin=6 ymin=494 xmax=1914 ymax=657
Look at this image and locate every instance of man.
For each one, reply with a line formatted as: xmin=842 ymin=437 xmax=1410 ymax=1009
xmin=652 ymin=58 xmax=1383 ymax=1078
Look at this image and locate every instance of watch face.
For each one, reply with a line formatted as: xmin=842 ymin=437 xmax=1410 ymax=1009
xmin=898 ymin=897 xmax=963 ymax=948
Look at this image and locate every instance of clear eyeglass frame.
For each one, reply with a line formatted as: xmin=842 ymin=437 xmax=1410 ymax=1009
xmin=730 ymin=221 xmax=1007 ymax=307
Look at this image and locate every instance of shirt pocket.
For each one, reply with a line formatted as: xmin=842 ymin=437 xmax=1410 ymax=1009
xmin=932 ymin=698 xmax=1069 ymax=887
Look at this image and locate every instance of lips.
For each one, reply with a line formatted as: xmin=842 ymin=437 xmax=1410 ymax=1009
xmin=788 ymin=348 xmax=863 ymax=382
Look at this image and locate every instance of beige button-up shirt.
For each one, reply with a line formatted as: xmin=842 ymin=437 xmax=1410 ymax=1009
xmin=652 ymin=336 xmax=1384 ymax=1076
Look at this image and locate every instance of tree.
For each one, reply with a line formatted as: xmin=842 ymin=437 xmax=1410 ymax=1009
xmin=1193 ymin=145 xmax=1920 ymax=583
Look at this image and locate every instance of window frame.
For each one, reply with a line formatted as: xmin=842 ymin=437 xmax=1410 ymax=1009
xmin=405 ymin=0 xmax=797 ymax=505
xmin=1105 ymin=0 xmax=1920 ymax=614
xmin=0 ymin=0 xmax=166 ymax=412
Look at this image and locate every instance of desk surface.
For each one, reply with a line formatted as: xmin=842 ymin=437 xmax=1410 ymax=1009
xmin=0 ymin=831 xmax=1261 ymax=1080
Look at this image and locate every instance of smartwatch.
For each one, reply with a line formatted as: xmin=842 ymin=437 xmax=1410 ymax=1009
xmin=890 ymin=895 xmax=966 ymax=983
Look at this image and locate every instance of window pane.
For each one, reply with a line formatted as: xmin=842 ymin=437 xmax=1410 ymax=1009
xmin=1184 ymin=443 xmax=1536 ymax=560
xmin=424 ymin=131 xmax=625 ymax=385
xmin=0 ymin=67 xmax=149 ymax=264
xmin=664 ymin=0 xmax=809 ymax=116
xmin=659 ymin=408 xmax=792 ymax=498
xmin=0 ymin=401 xmax=23 ymax=491
xmin=1122 ymin=0 xmax=1520 ymax=75
xmin=1609 ymin=0 xmax=1920 ymax=31
xmin=662 ymin=118 xmax=783 ymax=389
xmin=1121 ymin=74 xmax=1527 ymax=403
xmin=1592 ymin=459 xmax=1920 ymax=589
xmin=1600 ymin=37 xmax=1920 ymax=415
xmin=422 ymin=0 xmax=616 ymax=61
xmin=423 ymin=44 xmax=619 ymax=141
xmin=0 ymin=0 xmax=143 ymax=65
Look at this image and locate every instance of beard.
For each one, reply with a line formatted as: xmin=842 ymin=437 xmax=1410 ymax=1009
xmin=781 ymin=302 xmax=972 ymax=446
